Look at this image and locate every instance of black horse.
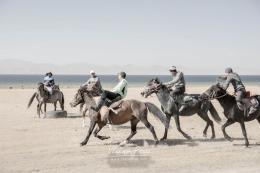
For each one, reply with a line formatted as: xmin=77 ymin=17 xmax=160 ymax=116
xmin=141 ymin=78 xmax=221 ymax=140
xmin=200 ymin=84 xmax=260 ymax=147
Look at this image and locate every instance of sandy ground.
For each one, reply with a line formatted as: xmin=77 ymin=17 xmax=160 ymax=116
xmin=0 ymin=86 xmax=260 ymax=173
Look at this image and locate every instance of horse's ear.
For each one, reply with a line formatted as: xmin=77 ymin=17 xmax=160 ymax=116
xmin=155 ymin=77 xmax=160 ymax=83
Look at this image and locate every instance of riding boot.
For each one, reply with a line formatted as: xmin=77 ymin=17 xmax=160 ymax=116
xmin=237 ymin=101 xmax=244 ymax=111
xmin=248 ymin=106 xmax=258 ymax=117
xmin=179 ymin=104 xmax=187 ymax=114
xmin=91 ymin=99 xmax=105 ymax=112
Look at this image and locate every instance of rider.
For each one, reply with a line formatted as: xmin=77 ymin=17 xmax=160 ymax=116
xmin=81 ymin=70 xmax=103 ymax=96
xmin=91 ymin=72 xmax=128 ymax=112
xmin=218 ymin=67 xmax=257 ymax=116
xmin=164 ymin=66 xmax=187 ymax=113
xmin=44 ymin=72 xmax=55 ymax=95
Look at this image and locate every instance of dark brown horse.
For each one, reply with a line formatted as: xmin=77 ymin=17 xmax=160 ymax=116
xmin=200 ymin=84 xmax=260 ymax=147
xmin=70 ymin=90 xmax=169 ymax=146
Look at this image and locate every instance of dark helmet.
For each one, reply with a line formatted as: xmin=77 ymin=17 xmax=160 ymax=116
xmin=48 ymin=72 xmax=53 ymax=76
xmin=225 ymin=67 xmax=233 ymax=74
xmin=119 ymin=71 xmax=126 ymax=79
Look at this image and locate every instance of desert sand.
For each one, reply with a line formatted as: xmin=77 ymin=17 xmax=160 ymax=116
xmin=0 ymin=86 xmax=260 ymax=173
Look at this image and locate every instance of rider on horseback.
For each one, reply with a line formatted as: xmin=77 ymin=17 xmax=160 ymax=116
xmin=218 ymin=67 xmax=257 ymax=116
xmin=80 ymin=70 xmax=103 ymax=96
xmin=164 ymin=66 xmax=187 ymax=113
xmin=44 ymin=72 xmax=55 ymax=95
xmin=91 ymin=72 xmax=128 ymax=113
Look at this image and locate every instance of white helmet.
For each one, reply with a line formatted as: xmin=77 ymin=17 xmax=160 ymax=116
xmin=169 ymin=66 xmax=177 ymax=72
xmin=90 ymin=70 xmax=95 ymax=75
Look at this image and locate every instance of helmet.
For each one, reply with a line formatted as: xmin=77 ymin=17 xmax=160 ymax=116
xmin=225 ymin=67 xmax=233 ymax=74
xmin=169 ymin=66 xmax=177 ymax=72
xmin=90 ymin=70 xmax=95 ymax=75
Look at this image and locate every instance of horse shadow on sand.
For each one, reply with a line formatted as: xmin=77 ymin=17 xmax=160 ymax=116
xmin=105 ymin=137 xmax=254 ymax=147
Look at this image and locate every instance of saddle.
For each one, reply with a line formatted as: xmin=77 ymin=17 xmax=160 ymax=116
xmin=234 ymin=91 xmax=259 ymax=108
xmin=105 ymin=95 xmax=122 ymax=108
xmin=109 ymin=100 xmax=124 ymax=110
xmin=173 ymin=93 xmax=198 ymax=106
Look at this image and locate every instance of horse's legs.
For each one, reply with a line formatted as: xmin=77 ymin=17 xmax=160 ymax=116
xmin=140 ymin=116 xmax=159 ymax=144
xmin=222 ymin=119 xmax=235 ymax=141
xmin=80 ymin=120 xmax=96 ymax=146
xmin=93 ymin=123 xmax=110 ymax=140
xmin=38 ymin=102 xmax=43 ymax=118
xmin=174 ymin=115 xmax=192 ymax=140
xmin=161 ymin=114 xmax=171 ymax=141
xmin=126 ymin=118 xmax=139 ymax=141
xmin=197 ymin=112 xmax=215 ymax=139
xmin=37 ymin=104 xmax=40 ymax=117
xmin=43 ymin=103 xmax=47 ymax=118
xmin=82 ymin=107 xmax=88 ymax=128
xmin=54 ymin=102 xmax=57 ymax=111
xmin=239 ymin=120 xmax=249 ymax=147
xmin=59 ymin=99 xmax=64 ymax=110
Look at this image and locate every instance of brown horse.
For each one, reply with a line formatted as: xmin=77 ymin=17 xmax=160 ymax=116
xmin=28 ymin=83 xmax=65 ymax=118
xmin=70 ymin=90 xmax=169 ymax=146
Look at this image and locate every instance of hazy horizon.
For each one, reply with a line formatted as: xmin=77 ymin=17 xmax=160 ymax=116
xmin=0 ymin=0 xmax=260 ymax=74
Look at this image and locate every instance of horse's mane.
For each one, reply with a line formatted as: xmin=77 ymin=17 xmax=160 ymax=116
xmin=215 ymin=84 xmax=236 ymax=102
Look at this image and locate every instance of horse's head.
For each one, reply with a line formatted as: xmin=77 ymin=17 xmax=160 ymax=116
xmin=37 ymin=82 xmax=45 ymax=92
xmin=200 ymin=83 xmax=226 ymax=100
xmin=141 ymin=78 xmax=162 ymax=98
xmin=70 ymin=90 xmax=84 ymax=107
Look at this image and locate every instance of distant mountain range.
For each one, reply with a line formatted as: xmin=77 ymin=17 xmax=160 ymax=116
xmin=0 ymin=59 xmax=259 ymax=75
xmin=0 ymin=59 xmax=171 ymax=75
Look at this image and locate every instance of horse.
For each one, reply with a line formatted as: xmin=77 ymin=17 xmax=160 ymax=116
xmin=200 ymin=84 xmax=260 ymax=147
xmin=141 ymin=78 xmax=221 ymax=140
xmin=70 ymin=89 xmax=97 ymax=127
xmin=28 ymin=82 xmax=65 ymax=118
xmin=70 ymin=90 xmax=169 ymax=146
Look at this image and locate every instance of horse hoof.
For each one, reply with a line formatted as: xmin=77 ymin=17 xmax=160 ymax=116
xmin=186 ymin=136 xmax=192 ymax=140
xmin=80 ymin=141 xmax=87 ymax=146
xmin=203 ymin=134 xmax=207 ymax=138
xmin=101 ymin=136 xmax=110 ymax=140
xmin=119 ymin=140 xmax=128 ymax=146
xmin=154 ymin=141 xmax=159 ymax=146
xmin=210 ymin=135 xmax=216 ymax=139
xmin=226 ymin=137 xmax=233 ymax=142
xmin=160 ymin=138 xmax=167 ymax=141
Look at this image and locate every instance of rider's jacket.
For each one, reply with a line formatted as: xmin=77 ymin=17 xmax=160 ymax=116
xmin=164 ymin=71 xmax=186 ymax=89
xmin=220 ymin=73 xmax=245 ymax=92
xmin=44 ymin=76 xmax=55 ymax=87
xmin=112 ymin=79 xmax=128 ymax=98
xmin=81 ymin=76 xmax=102 ymax=91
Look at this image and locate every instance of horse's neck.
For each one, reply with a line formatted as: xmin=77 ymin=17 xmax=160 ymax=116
xmin=217 ymin=95 xmax=234 ymax=111
xmin=83 ymin=94 xmax=96 ymax=107
xmin=39 ymin=88 xmax=46 ymax=97
xmin=156 ymin=89 xmax=170 ymax=107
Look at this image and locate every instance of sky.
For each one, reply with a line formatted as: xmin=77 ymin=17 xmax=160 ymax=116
xmin=0 ymin=0 xmax=260 ymax=74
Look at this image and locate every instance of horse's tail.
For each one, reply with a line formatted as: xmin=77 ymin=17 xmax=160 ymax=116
xmin=28 ymin=92 xmax=37 ymax=108
xmin=145 ymin=102 xmax=169 ymax=129
xmin=208 ymin=102 xmax=221 ymax=124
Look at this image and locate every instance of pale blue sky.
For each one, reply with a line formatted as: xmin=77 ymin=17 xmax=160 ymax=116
xmin=0 ymin=0 xmax=259 ymax=74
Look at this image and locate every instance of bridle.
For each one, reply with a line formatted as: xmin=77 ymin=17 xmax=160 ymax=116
xmin=143 ymin=83 xmax=161 ymax=97
xmin=203 ymin=87 xmax=229 ymax=100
